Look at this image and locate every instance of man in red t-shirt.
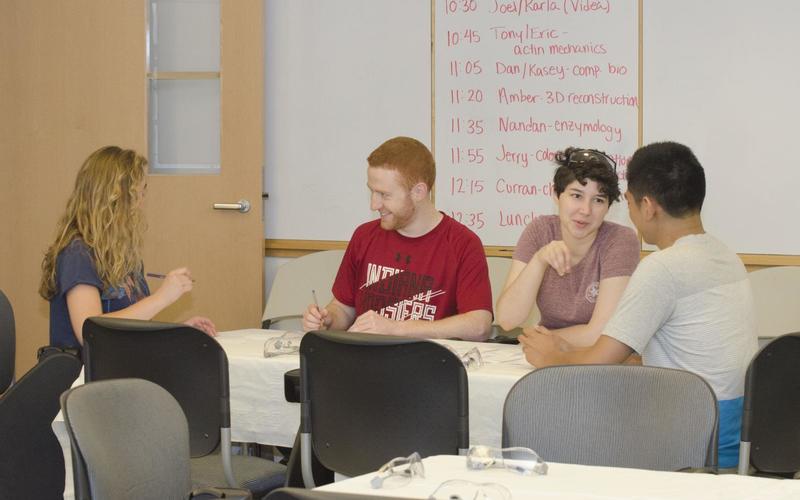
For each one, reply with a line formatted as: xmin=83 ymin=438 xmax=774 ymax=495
xmin=302 ymin=137 xmax=492 ymax=340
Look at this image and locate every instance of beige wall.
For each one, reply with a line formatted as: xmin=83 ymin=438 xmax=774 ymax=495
xmin=0 ymin=0 xmax=146 ymax=375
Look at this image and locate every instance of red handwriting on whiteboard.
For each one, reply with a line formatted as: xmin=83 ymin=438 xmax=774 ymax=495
xmin=450 ymin=60 xmax=484 ymax=77
xmin=449 ymin=211 xmax=486 ymax=230
xmin=496 ymin=178 xmax=542 ymax=196
xmin=447 ymin=29 xmax=481 ymax=46
xmin=565 ymin=0 xmax=611 ymax=15
xmin=444 ymin=0 xmax=478 ymax=14
xmin=552 ymin=118 xmax=622 ymax=142
xmin=450 ymin=88 xmax=485 ymax=104
xmin=498 ymin=87 xmax=540 ymax=104
xmin=450 ymin=147 xmax=486 ymax=165
xmin=499 ymin=209 xmax=538 ymax=227
xmin=490 ymin=0 xmax=559 ymax=15
xmin=489 ymin=25 xmax=562 ymax=41
xmin=496 ymin=144 xmax=532 ymax=168
xmin=545 ymin=90 xmax=638 ymax=107
xmin=498 ymin=116 xmax=548 ymax=134
xmin=451 ymin=118 xmax=486 ymax=135
xmin=450 ymin=177 xmax=486 ymax=195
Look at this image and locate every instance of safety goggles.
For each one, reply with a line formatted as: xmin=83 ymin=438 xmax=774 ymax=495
xmin=263 ymin=331 xmax=303 ymax=358
xmin=466 ymin=445 xmax=548 ymax=476
xmin=444 ymin=345 xmax=484 ymax=370
xmin=370 ymin=452 xmax=425 ymax=489
xmin=428 ymin=479 xmax=512 ymax=500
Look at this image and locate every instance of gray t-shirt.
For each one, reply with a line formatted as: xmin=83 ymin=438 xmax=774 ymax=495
xmin=512 ymin=215 xmax=640 ymax=328
xmin=604 ymin=233 xmax=757 ymax=401
xmin=603 ymin=233 xmax=758 ymax=468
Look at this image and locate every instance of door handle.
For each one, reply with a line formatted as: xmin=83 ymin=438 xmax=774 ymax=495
xmin=213 ymin=199 xmax=251 ymax=213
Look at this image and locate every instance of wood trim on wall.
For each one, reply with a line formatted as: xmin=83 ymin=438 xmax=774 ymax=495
xmin=266 ymin=239 xmax=800 ymax=266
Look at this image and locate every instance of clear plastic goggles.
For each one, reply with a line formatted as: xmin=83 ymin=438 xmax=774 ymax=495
xmin=370 ymin=452 xmax=426 ymax=489
xmin=428 ymin=479 xmax=512 ymax=500
xmin=466 ymin=445 xmax=548 ymax=476
xmin=444 ymin=345 xmax=484 ymax=370
xmin=263 ymin=331 xmax=303 ymax=358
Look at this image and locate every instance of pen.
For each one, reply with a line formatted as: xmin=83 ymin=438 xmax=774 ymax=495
xmin=312 ymin=289 xmax=320 ymax=310
xmin=146 ymin=272 xmax=196 ymax=282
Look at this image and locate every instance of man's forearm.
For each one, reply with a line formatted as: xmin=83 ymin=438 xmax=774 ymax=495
xmin=325 ymin=302 xmax=356 ymax=331
xmin=392 ymin=310 xmax=492 ymax=341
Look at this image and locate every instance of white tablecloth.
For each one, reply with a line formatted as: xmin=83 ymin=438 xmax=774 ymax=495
xmin=217 ymin=329 xmax=534 ymax=448
xmin=318 ymin=455 xmax=800 ymax=500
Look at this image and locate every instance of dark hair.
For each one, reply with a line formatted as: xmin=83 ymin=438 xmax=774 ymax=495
xmin=553 ymin=147 xmax=621 ymax=205
xmin=626 ymin=142 xmax=705 ymax=217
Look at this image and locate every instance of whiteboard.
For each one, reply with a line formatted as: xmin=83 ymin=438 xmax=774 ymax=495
xmin=263 ymin=0 xmax=432 ymax=241
xmin=264 ymin=0 xmax=800 ymax=257
xmin=643 ymin=0 xmax=800 ymax=256
xmin=434 ymin=0 xmax=638 ymax=246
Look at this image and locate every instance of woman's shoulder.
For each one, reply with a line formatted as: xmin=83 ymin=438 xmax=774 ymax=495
xmin=56 ymin=239 xmax=95 ymax=268
xmin=512 ymin=215 xmax=559 ymax=260
xmin=59 ymin=238 xmax=91 ymax=258
xmin=521 ymin=214 xmax=559 ymax=241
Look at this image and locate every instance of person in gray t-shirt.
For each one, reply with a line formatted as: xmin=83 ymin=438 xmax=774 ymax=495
xmin=519 ymin=141 xmax=758 ymax=468
xmin=496 ymin=147 xmax=639 ymax=347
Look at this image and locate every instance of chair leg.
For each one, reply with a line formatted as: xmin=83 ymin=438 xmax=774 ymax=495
xmin=284 ymin=427 xmax=333 ymax=488
xmin=737 ymin=442 xmax=750 ymax=475
xmin=221 ymin=427 xmax=238 ymax=487
xmin=300 ymin=433 xmax=315 ymax=488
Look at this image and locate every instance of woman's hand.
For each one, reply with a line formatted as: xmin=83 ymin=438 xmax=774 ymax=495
xmin=184 ymin=316 xmax=217 ymax=337
xmin=534 ymin=241 xmax=572 ymax=276
xmin=155 ymin=267 xmax=194 ymax=304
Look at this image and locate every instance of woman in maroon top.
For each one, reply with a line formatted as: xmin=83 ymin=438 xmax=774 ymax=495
xmin=495 ymin=148 xmax=640 ymax=347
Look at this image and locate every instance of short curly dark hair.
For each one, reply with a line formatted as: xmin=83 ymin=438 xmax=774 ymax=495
xmin=552 ymin=147 xmax=621 ymax=205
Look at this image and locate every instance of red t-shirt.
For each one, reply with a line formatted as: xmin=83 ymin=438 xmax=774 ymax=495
xmin=332 ymin=214 xmax=493 ymax=322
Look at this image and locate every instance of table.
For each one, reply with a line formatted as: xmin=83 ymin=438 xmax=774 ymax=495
xmin=317 ymin=455 xmax=800 ymax=500
xmin=218 ymin=329 xmax=534 ymax=448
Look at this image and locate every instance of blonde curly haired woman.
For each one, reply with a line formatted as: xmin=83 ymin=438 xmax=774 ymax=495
xmin=40 ymin=146 xmax=216 ymax=348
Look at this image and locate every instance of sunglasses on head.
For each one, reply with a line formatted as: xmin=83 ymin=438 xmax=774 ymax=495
xmin=567 ymin=149 xmax=617 ymax=172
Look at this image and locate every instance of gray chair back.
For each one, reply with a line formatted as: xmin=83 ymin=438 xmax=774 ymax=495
xmin=738 ymin=332 xmax=800 ymax=476
xmin=262 ymin=250 xmax=345 ymax=329
xmin=0 ymin=289 xmax=15 ymax=393
xmin=0 ymin=350 xmax=82 ymax=499
xmin=82 ymin=317 xmax=285 ymax=497
xmin=503 ymin=365 xmax=718 ymax=471
xmin=299 ymin=330 xmax=469 ymax=487
xmin=61 ymin=378 xmax=193 ymax=500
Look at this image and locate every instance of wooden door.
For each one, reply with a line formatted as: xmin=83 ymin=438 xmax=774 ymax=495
xmin=0 ymin=0 xmax=264 ymax=375
xmin=143 ymin=0 xmax=264 ymax=329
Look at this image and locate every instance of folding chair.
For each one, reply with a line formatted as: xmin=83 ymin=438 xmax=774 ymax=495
xmin=738 ymin=332 xmax=800 ymax=477
xmin=748 ymin=266 xmax=800 ymax=345
xmin=262 ymin=250 xmax=345 ymax=329
xmin=504 ymin=364 xmax=718 ymax=472
xmin=0 ymin=349 xmax=81 ymax=499
xmin=82 ymin=317 xmax=285 ymax=499
xmin=299 ymin=330 xmax=469 ymax=487
xmin=61 ymin=378 xmax=251 ymax=499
